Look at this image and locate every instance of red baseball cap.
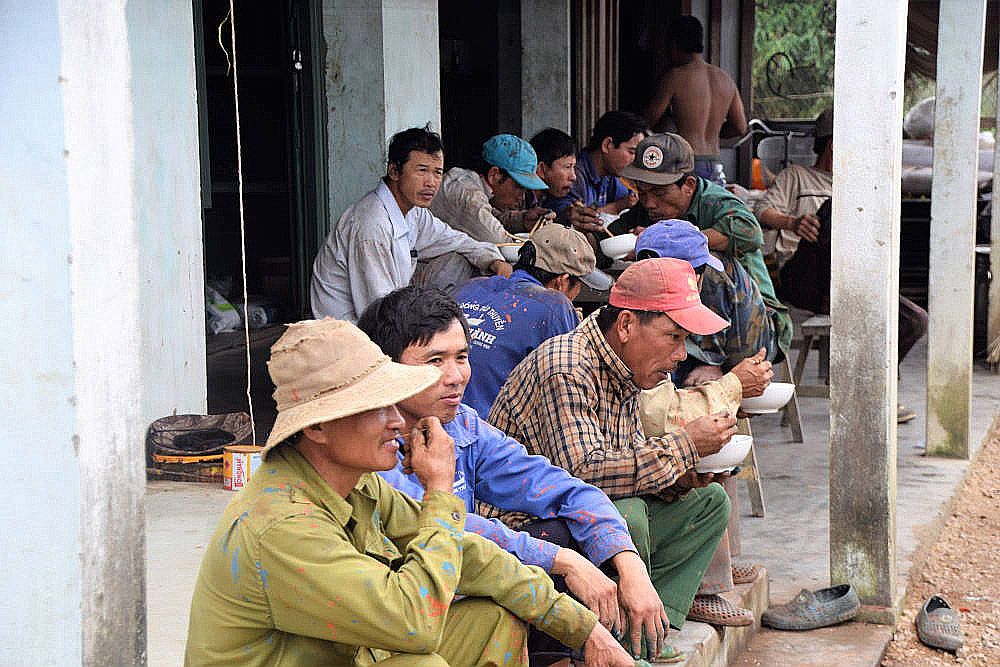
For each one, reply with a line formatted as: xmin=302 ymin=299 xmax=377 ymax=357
xmin=608 ymin=257 xmax=729 ymax=335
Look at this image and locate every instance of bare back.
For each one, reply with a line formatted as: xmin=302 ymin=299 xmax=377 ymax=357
xmin=644 ymin=57 xmax=747 ymax=156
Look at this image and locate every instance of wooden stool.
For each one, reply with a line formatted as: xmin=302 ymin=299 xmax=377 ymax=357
xmin=792 ymin=314 xmax=831 ymax=398
xmin=734 ymin=417 xmax=765 ymax=517
xmin=777 ymin=359 xmax=804 ymax=442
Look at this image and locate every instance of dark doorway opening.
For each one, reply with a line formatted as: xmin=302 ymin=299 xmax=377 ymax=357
xmin=196 ymin=0 xmax=325 ymax=437
xmin=439 ymin=0 xmax=522 ymax=169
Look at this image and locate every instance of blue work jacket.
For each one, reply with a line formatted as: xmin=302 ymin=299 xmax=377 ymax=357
xmin=455 ymin=270 xmax=579 ymax=417
xmin=379 ymin=404 xmax=636 ymax=571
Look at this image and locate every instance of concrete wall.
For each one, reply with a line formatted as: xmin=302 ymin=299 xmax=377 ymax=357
xmin=383 ymin=0 xmax=441 ymax=137
xmin=1 ymin=2 xmax=83 ymax=663
xmin=127 ymin=0 xmax=208 ymax=426
xmin=1 ymin=1 xmax=204 ymax=662
xmin=323 ymin=0 xmax=442 ymax=227
xmin=521 ymin=0 xmax=572 ymax=137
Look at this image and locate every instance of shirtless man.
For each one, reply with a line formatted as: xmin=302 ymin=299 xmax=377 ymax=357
xmin=643 ymin=16 xmax=747 ymax=185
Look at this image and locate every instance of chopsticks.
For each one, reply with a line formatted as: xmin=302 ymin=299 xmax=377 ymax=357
xmin=573 ymin=200 xmax=614 ymax=237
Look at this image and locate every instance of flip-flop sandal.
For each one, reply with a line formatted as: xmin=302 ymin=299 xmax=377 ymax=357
xmin=732 ymin=560 xmax=762 ymax=584
xmin=687 ymin=594 xmax=754 ymax=627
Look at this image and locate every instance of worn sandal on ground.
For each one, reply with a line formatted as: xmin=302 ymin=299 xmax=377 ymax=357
xmin=761 ymin=584 xmax=859 ymax=630
xmin=686 ymin=594 xmax=754 ymax=626
xmin=732 ymin=560 xmax=762 ymax=584
xmin=915 ymin=595 xmax=963 ymax=652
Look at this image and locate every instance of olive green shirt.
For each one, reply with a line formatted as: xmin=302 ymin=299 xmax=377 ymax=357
xmin=185 ymin=447 xmax=596 ymax=666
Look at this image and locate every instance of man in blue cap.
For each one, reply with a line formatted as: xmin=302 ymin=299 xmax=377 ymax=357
xmin=415 ymin=134 xmax=553 ymax=292
xmin=635 ymin=219 xmax=781 ymax=387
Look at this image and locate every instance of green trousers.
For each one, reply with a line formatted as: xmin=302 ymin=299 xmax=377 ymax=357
xmin=613 ymin=484 xmax=730 ymax=630
xmin=372 ymin=598 xmax=528 ymax=666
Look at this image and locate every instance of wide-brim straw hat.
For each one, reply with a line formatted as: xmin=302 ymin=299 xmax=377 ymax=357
xmin=262 ymin=318 xmax=440 ymax=458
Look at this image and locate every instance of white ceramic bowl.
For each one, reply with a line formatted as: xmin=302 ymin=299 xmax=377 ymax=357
xmin=599 ymin=233 xmax=636 ymax=260
xmin=498 ymin=234 xmax=532 ymax=263
xmin=695 ymin=434 xmax=753 ymax=473
xmin=499 ymin=244 xmax=522 ymax=262
xmin=739 ymin=382 xmax=795 ymax=414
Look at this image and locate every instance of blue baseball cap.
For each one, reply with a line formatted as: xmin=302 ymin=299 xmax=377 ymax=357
xmin=482 ymin=134 xmax=549 ymax=190
xmin=635 ymin=219 xmax=724 ymax=271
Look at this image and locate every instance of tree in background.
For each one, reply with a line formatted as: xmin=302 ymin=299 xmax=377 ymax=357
xmin=753 ymin=0 xmax=836 ymax=120
xmin=753 ymin=1 xmax=996 ymax=126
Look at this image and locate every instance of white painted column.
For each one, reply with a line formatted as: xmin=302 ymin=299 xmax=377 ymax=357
xmin=2 ymin=2 xmax=204 ymax=663
xmin=1 ymin=3 xmax=83 ymax=662
xmin=521 ymin=0 xmax=572 ymax=138
xmin=926 ymin=0 xmax=988 ymax=458
xmin=323 ymin=0 xmax=442 ymax=224
xmin=829 ymin=0 xmax=908 ymax=616
xmin=989 ymin=36 xmax=1000 ymax=353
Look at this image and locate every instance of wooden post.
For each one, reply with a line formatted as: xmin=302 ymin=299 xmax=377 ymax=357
xmin=829 ymin=0 xmax=908 ymax=619
xmin=926 ymin=0 xmax=988 ymax=458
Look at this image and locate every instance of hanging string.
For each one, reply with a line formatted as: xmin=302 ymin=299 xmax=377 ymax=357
xmin=220 ymin=3 xmax=257 ymax=444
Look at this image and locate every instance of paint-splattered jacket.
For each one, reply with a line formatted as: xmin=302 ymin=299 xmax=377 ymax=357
xmin=455 ymin=269 xmax=579 ymax=418
xmin=380 ymin=403 xmax=637 ymax=572
xmin=185 ymin=446 xmax=596 ymax=666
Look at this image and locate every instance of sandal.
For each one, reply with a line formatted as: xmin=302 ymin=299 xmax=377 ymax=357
xmin=686 ymin=594 xmax=753 ymax=627
xmin=732 ymin=560 xmax=762 ymax=584
xmin=915 ymin=595 xmax=963 ymax=652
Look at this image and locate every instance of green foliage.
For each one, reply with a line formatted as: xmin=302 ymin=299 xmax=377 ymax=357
xmin=752 ymin=0 xmax=836 ymax=120
xmin=753 ymin=2 xmax=996 ymax=128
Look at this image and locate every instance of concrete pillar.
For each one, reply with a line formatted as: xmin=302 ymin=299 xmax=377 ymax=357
xmin=989 ymin=35 xmax=1000 ymax=354
xmin=1 ymin=2 xmax=203 ymax=663
xmin=520 ymin=0 xmax=572 ymax=138
xmin=925 ymin=0 xmax=988 ymax=458
xmin=829 ymin=0 xmax=908 ymax=617
xmin=323 ymin=0 xmax=442 ymax=224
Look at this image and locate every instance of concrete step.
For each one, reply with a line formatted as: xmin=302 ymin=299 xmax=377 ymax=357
xmin=669 ymin=568 xmax=768 ymax=667
xmin=733 ymin=622 xmax=892 ymax=666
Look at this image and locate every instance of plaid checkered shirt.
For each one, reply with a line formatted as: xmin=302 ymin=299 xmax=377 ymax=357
xmin=487 ymin=313 xmax=699 ymax=501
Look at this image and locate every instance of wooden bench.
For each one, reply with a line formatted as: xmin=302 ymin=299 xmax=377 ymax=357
xmin=791 ymin=314 xmax=831 ymax=398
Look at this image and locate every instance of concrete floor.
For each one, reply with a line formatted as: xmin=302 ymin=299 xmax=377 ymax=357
xmin=733 ymin=338 xmax=1000 ymax=666
xmin=147 ymin=336 xmax=1000 ymax=666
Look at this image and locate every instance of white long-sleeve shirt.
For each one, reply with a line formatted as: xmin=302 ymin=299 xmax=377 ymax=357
xmin=310 ymin=181 xmax=504 ymax=321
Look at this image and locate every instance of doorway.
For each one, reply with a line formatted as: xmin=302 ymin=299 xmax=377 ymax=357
xmin=195 ymin=0 xmax=326 ymax=436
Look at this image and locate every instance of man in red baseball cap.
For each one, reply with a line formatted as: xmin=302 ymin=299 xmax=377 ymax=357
xmin=489 ymin=257 xmax=771 ymax=658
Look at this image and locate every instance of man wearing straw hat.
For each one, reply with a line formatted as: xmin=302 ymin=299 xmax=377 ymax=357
xmin=185 ymin=318 xmax=635 ymax=666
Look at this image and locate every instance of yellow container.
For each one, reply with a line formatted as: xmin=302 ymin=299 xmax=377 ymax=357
xmin=223 ymin=445 xmax=263 ymax=491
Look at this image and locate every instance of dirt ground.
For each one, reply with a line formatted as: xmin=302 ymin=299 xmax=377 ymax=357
xmin=881 ymin=421 xmax=1000 ymax=666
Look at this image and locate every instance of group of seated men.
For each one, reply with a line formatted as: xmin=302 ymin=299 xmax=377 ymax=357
xmin=185 ymin=86 xmax=895 ymax=665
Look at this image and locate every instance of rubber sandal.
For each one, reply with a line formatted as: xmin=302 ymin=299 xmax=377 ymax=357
xmin=686 ymin=594 xmax=754 ymax=627
xmin=915 ymin=595 xmax=963 ymax=652
xmin=761 ymin=584 xmax=859 ymax=630
xmin=732 ymin=560 xmax=762 ymax=584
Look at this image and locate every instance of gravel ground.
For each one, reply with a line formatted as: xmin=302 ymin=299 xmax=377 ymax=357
xmin=882 ymin=421 xmax=1000 ymax=666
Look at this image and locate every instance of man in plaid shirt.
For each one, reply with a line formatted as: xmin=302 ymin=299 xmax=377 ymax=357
xmin=490 ymin=257 xmax=750 ymax=643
